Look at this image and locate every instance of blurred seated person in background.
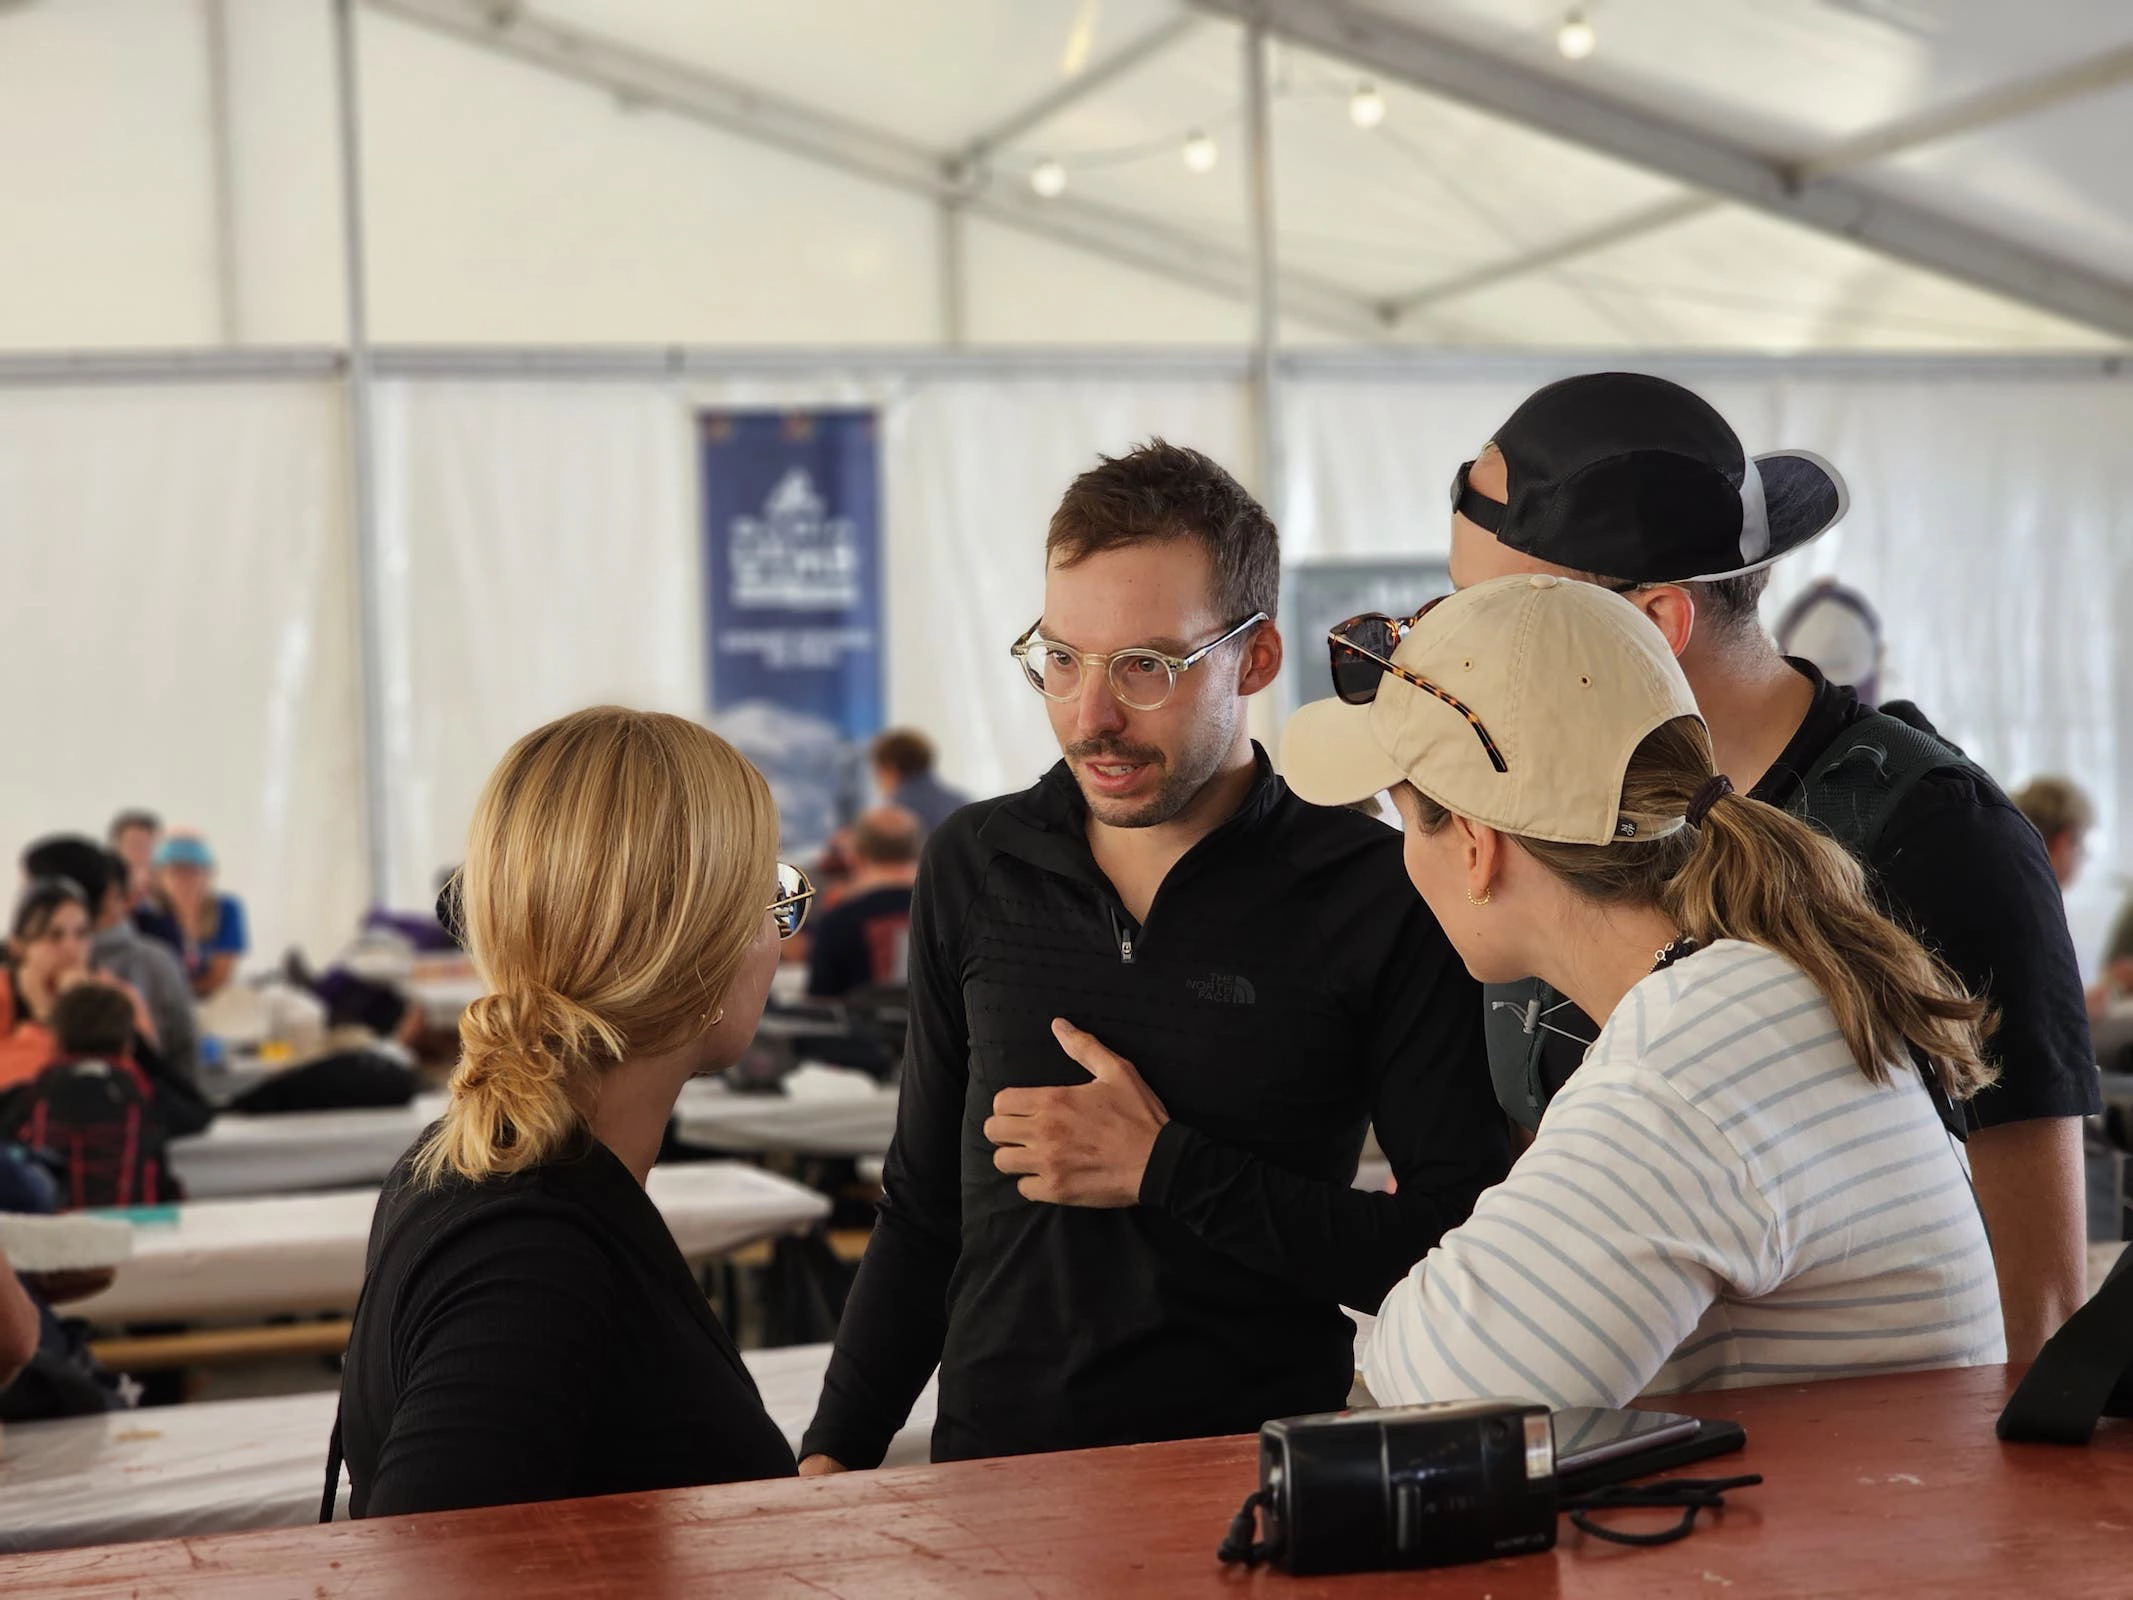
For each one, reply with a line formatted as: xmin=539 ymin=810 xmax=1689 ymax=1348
xmin=806 ymin=806 xmax=920 ymax=1001
xmin=139 ymin=833 xmax=247 ymax=1000
xmin=2100 ymin=896 xmax=2133 ymax=1014
xmin=2 ymin=882 xmax=210 ymax=1136
xmin=336 ymin=707 xmax=802 ymax=1518
xmin=19 ymin=838 xmax=198 ymax=1092
xmin=1774 ymin=576 xmax=1884 ymax=704
xmin=361 ymin=867 xmax=471 ymax=955
xmin=1278 ymin=576 xmax=2002 ymax=1408
xmin=4 ymin=880 xmax=104 ymax=1089
xmin=107 ymin=809 xmax=160 ymax=913
xmin=869 ymin=728 xmax=969 ymax=838
xmin=2011 ymin=775 xmax=2093 ymax=892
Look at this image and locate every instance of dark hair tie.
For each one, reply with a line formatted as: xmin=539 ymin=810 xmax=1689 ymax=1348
xmin=1686 ymin=774 xmax=1735 ymax=828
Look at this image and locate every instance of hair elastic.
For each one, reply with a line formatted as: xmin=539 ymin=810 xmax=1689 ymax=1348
xmin=1685 ymin=774 xmax=1735 ymax=828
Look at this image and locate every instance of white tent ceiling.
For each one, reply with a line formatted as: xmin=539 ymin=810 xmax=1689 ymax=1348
xmin=1 ymin=0 xmax=2130 ymax=351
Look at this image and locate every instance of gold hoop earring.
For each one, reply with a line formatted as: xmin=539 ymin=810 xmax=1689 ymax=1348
xmin=703 ymin=1006 xmax=725 ymax=1027
xmin=1466 ymin=888 xmax=1491 ymax=907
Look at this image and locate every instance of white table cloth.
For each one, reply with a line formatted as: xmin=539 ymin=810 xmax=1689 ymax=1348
xmin=0 ymin=1213 xmax=133 ymax=1274
xmin=672 ymin=1075 xmax=900 ymax=1158
xmin=69 ymin=1164 xmax=830 ymax=1326
xmin=167 ymin=1096 xmax=450 ymax=1200
xmin=0 ymin=1344 xmax=935 ymax=1553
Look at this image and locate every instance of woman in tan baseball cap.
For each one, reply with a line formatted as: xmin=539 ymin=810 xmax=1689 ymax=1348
xmin=1268 ymin=572 xmax=2007 ymax=1407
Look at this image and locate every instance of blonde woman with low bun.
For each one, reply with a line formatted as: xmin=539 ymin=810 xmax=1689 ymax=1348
xmin=332 ymin=707 xmax=817 ymax=1519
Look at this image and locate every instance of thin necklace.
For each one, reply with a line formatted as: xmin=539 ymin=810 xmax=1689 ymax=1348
xmin=1651 ymin=936 xmax=1697 ymax=974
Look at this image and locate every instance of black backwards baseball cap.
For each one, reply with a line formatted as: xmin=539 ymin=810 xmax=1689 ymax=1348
xmin=1452 ymin=372 xmax=1850 ymax=584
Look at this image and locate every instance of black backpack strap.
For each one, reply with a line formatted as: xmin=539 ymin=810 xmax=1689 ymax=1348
xmin=1795 ymin=710 xmax=1986 ymax=1145
xmin=1485 ymin=979 xmax=1597 ymax=1132
xmin=1792 ymin=709 xmax=1982 ymax=862
xmin=1997 ymin=1245 xmax=2133 ymax=1444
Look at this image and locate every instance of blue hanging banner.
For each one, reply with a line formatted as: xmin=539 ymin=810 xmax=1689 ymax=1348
xmin=701 ymin=408 xmax=884 ymax=852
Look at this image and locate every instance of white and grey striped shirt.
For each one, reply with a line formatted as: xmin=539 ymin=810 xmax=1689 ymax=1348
xmin=1363 ymin=940 xmax=2004 ymax=1410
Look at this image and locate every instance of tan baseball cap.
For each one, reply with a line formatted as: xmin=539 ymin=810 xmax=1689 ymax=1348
xmin=1279 ymin=573 xmax=1703 ymax=847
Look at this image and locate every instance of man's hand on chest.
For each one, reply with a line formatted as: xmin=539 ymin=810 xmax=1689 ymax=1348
xmin=985 ymin=1020 xmax=1172 ymax=1207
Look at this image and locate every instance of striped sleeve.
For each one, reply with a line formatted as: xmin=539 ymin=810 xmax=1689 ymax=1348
xmin=1360 ymin=1070 xmax=1778 ymax=1410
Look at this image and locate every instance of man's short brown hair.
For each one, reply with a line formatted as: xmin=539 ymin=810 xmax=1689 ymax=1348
xmin=870 ymin=729 xmax=935 ymax=781
xmin=2011 ymin=776 xmax=2093 ymax=845
xmin=1046 ymin=439 xmax=1279 ymax=623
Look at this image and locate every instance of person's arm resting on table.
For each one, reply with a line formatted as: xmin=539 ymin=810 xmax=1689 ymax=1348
xmin=364 ymin=1214 xmax=618 ymax=1516
xmin=799 ymin=845 xmax=969 ymax=1472
xmin=1364 ymin=1072 xmax=1758 ymax=1409
xmin=1 ymin=1251 xmax=41 ymax=1390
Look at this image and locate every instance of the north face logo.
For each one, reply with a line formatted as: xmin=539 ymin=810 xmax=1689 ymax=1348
xmin=1187 ymin=973 xmax=1257 ymax=1005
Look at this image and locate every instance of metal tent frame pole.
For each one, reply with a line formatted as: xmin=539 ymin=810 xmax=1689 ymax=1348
xmin=331 ymin=0 xmax=393 ymax=911
xmin=1242 ymin=14 xmax=1282 ymax=513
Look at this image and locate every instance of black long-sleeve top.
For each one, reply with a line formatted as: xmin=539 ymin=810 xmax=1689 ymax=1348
xmin=339 ymin=1133 xmax=795 ymax=1517
xmin=801 ymin=749 xmax=1509 ymax=1468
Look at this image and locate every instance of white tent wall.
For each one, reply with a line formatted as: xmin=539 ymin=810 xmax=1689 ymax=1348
xmin=0 ymin=0 xmax=225 ymax=348
xmin=0 ymin=375 xmax=366 ymax=969
xmin=365 ymin=366 xmax=1246 ymax=909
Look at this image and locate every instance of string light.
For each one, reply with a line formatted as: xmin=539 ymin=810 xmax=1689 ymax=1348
xmin=1349 ymin=82 xmax=1387 ymax=129
xmin=1030 ymin=159 xmax=1068 ymax=198
xmin=1557 ymin=7 xmax=1597 ymax=60
xmin=1182 ymin=130 xmax=1219 ymax=173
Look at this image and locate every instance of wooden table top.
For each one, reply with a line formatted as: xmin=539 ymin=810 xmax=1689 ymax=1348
xmin=3 ymin=1363 xmax=2126 ymax=1599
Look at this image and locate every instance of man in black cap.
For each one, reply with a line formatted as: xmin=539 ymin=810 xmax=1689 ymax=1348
xmin=1443 ymin=371 xmax=2099 ymax=1366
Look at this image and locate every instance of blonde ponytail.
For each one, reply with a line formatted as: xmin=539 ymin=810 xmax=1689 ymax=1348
xmin=414 ymin=707 xmax=779 ymax=1187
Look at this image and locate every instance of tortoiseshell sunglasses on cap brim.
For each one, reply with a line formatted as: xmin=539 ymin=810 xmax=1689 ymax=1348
xmin=1326 ymin=598 xmax=1510 ymax=775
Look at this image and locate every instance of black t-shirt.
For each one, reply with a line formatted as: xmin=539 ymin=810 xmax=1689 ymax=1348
xmin=805 ymin=884 xmax=915 ymax=999
xmin=1508 ymin=663 xmax=2100 ymax=1129
xmin=802 ymin=747 xmax=1509 ymax=1468
xmin=340 ymin=1135 xmax=796 ymax=1517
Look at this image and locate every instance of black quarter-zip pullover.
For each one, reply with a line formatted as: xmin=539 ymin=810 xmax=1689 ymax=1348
xmin=802 ymin=748 xmax=1509 ymax=1467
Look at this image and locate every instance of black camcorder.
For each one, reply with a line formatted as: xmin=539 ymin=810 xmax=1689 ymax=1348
xmin=1225 ymin=1399 xmax=1559 ymax=1576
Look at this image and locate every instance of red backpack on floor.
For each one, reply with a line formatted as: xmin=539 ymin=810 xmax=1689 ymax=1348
xmin=8 ymin=1054 xmax=167 ymax=1209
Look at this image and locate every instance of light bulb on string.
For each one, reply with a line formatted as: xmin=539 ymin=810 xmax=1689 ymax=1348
xmin=1557 ymin=8 xmax=1597 ymax=60
xmin=1182 ymin=130 xmax=1219 ymax=174
xmin=1030 ymin=159 xmax=1068 ymax=199
xmin=1349 ymin=82 xmax=1386 ymax=129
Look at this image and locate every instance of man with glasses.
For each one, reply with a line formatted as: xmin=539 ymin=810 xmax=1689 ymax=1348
xmin=800 ymin=439 xmax=1507 ymax=1470
xmin=1441 ymin=371 xmax=2099 ymax=1365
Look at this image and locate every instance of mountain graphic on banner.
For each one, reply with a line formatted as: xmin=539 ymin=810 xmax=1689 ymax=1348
xmin=730 ymin=466 xmax=862 ymax=612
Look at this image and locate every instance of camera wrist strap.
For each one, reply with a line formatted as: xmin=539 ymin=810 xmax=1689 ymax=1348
xmin=1559 ymin=1473 xmax=1763 ymax=1547
xmin=1216 ymin=1489 xmax=1273 ymax=1566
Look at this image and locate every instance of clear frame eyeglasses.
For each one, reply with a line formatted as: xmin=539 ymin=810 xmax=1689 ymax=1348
xmin=1009 ymin=613 xmax=1269 ymax=712
xmin=768 ymin=862 xmax=816 ymax=940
